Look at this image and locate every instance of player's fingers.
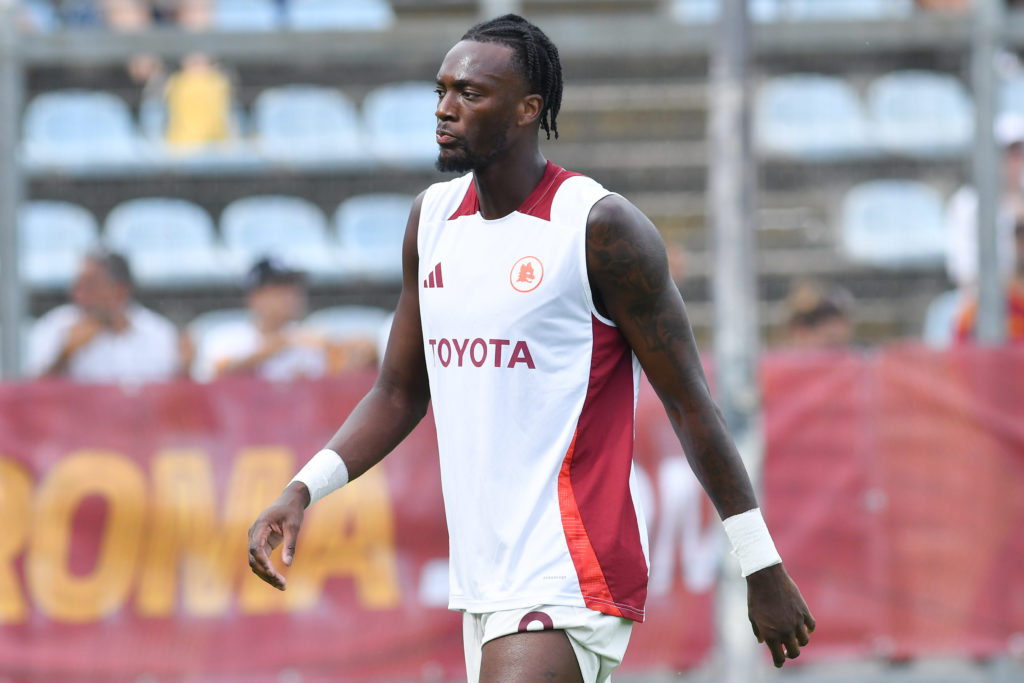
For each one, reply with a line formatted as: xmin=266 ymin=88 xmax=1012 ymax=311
xmin=805 ymin=612 xmax=817 ymax=633
xmin=766 ymin=639 xmax=786 ymax=668
xmin=783 ymin=633 xmax=801 ymax=660
xmin=750 ymin=619 xmax=763 ymax=643
xmin=282 ymin=521 xmax=299 ymax=567
xmin=796 ymin=623 xmax=810 ymax=647
xmin=247 ymin=524 xmax=286 ymax=590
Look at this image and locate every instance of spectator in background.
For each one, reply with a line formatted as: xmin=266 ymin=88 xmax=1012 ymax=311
xmin=27 ymin=251 xmax=182 ymax=384
xmin=916 ymin=0 xmax=969 ymax=10
xmin=946 ymin=112 xmax=1024 ymax=292
xmin=784 ymin=278 xmax=855 ymax=349
xmin=954 ymin=221 xmax=1024 ymax=343
xmin=200 ymin=258 xmax=329 ymax=382
xmin=163 ymin=53 xmax=235 ymax=150
xmin=102 ymin=0 xmax=210 ymax=31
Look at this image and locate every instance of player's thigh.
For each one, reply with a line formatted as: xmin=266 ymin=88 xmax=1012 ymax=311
xmin=479 ymin=630 xmax=584 ymax=683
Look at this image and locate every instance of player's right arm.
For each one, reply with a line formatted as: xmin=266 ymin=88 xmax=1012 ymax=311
xmin=248 ymin=192 xmax=431 ymax=590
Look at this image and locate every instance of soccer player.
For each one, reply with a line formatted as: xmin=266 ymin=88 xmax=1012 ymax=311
xmin=248 ymin=14 xmax=814 ymax=682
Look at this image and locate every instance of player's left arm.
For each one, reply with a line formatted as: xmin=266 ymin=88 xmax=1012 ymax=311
xmin=586 ymin=194 xmax=815 ymax=667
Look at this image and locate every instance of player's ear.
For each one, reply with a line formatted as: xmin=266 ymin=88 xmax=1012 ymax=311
xmin=518 ymin=94 xmax=543 ymax=128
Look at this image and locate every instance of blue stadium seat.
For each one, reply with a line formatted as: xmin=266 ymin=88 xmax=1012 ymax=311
xmin=334 ymin=193 xmax=413 ymax=280
xmin=867 ymin=70 xmax=974 ymax=157
xmin=18 ymin=200 xmax=99 ymax=288
xmin=362 ymin=81 xmax=438 ymax=166
xmin=220 ymin=196 xmax=341 ymax=279
xmin=103 ymin=198 xmax=235 ymax=286
xmin=670 ymin=0 xmax=780 ymax=23
xmin=755 ymin=74 xmax=871 ymax=160
xmin=253 ymin=85 xmax=362 ymax=164
xmin=285 ymin=0 xmax=394 ymax=31
xmin=839 ymin=180 xmax=947 ymax=267
xmin=784 ymin=0 xmax=913 ymax=20
xmin=23 ymin=90 xmax=145 ymax=168
xmin=305 ymin=305 xmax=392 ymax=341
xmin=18 ymin=0 xmax=60 ymax=32
xmin=213 ymin=0 xmax=281 ymax=31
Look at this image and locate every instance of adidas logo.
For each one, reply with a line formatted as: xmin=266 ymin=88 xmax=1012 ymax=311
xmin=423 ymin=262 xmax=444 ymax=289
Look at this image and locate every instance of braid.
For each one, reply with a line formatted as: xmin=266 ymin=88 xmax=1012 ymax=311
xmin=462 ymin=14 xmax=563 ymax=140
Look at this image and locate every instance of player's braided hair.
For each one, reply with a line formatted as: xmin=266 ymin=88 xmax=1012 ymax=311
xmin=462 ymin=14 xmax=563 ymax=140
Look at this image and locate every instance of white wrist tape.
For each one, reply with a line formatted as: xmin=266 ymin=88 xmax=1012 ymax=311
xmin=722 ymin=508 xmax=782 ymax=577
xmin=290 ymin=449 xmax=349 ymax=506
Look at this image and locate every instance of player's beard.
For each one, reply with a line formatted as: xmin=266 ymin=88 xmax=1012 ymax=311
xmin=436 ymin=122 xmax=510 ymax=173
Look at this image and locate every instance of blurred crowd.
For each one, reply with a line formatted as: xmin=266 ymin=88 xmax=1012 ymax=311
xmin=28 ymin=251 xmax=385 ymax=386
xmin=12 ymin=0 xmax=1024 ymax=34
xmin=15 ymin=0 xmax=279 ymax=31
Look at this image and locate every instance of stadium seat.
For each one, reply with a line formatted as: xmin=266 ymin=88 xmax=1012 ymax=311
xmin=839 ymin=180 xmax=947 ymax=267
xmin=186 ymin=308 xmax=251 ymax=381
xmin=103 ymin=198 xmax=237 ymax=286
xmin=334 ymin=193 xmax=413 ymax=280
xmin=284 ymin=0 xmax=395 ymax=31
xmin=220 ymin=195 xmax=342 ymax=280
xmin=1000 ymin=75 xmax=1024 ymax=117
xmin=305 ymin=305 xmax=392 ymax=341
xmin=755 ymin=74 xmax=872 ymax=160
xmin=18 ymin=201 xmax=99 ymax=288
xmin=213 ymin=0 xmax=281 ymax=31
xmin=253 ymin=85 xmax=362 ymax=164
xmin=22 ymin=90 xmax=146 ymax=168
xmin=784 ymin=0 xmax=913 ymax=20
xmin=866 ymin=70 xmax=974 ymax=157
xmin=19 ymin=0 xmax=60 ymax=32
xmin=669 ymin=0 xmax=781 ymax=23
xmin=922 ymin=290 xmax=966 ymax=349
xmin=362 ymin=81 xmax=439 ymax=165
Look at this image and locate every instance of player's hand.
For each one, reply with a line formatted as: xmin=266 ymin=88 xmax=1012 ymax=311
xmin=247 ymin=482 xmax=309 ymax=591
xmin=65 ymin=317 xmax=103 ymax=354
xmin=746 ymin=563 xmax=815 ymax=668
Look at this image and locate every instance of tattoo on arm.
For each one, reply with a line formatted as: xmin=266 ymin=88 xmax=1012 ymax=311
xmin=586 ymin=196 xmax=758 ymax=518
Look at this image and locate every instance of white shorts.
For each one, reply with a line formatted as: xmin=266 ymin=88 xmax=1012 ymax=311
xmin=462 ymin=604 xmax=633 ymax=683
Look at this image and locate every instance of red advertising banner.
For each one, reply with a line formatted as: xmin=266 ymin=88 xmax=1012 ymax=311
xmin=0 ymin=372 xmax=716 ymax=682
xmin=2 ymin=346 xmax=1022 ymax=680
xmin=762 ymin=345 xmax=1024 ymax=662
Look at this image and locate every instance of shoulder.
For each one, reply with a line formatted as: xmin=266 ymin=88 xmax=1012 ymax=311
xmin=419 ymin=173 xmax=474 ymax=223
xmin=584 ymin=193 xmax=671 ymax=315
xmin=586 ymin=194 xmax=667 ymax=266
xmin=33 ymin=304 xmax=79 ymax=333
xmin=129 ymin=305 xmax=177 ymax=338
xmin=204 ymin=320 xmax=258 ymax=355
xmin=423 ymin=173 xmax=472 ymax=206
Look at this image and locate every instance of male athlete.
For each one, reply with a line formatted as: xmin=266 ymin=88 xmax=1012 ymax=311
xmin=249 ymin=14 xmax=814 ymax=682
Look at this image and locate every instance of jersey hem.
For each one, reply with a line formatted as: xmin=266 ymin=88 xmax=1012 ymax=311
xmin=449 ymin=592 xmax=645 ymax=623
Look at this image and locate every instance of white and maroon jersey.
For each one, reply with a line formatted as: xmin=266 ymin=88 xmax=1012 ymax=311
xmin=417 ymin=161 xmax=650 ymax=622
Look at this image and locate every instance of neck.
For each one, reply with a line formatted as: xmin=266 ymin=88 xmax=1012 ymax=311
xmin=472 ymin=145 xmax=548 ymax=220
xmin=257 ymin=317 xmax=289 ymax=334
xmin=108 ymin=308 xmax=130 ymax=333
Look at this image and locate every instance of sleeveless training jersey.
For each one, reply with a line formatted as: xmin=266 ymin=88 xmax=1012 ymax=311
xmin=417 ymin=161 xmax=650 ymax=622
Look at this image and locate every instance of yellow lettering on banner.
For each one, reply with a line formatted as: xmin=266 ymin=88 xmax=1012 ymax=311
xmin=182 ymin=447 xmax=292 ymax=617
xmin=240 ymin=464 xmax=400 ymax=614
xmin=135 ymin=450 xmax=216 ymax=617
xmin=0 ymin=458 xmax=32 ymax=623
xmin=27 ymin=451 xmax=146 ymax=623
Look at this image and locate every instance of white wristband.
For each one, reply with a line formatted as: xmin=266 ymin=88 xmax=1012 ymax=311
xmin=290 ymin=449 xmax=349 ymax=506
xmin=722 ymin=508 xmax=782 ymax=577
